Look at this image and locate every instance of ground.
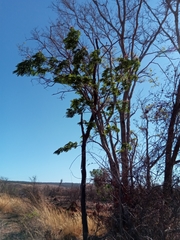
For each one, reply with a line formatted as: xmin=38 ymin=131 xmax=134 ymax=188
xmin=0 ymin=181 xmax=109 ymax=240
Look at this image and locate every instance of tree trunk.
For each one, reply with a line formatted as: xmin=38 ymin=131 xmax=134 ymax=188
xmin=163 ymin=156 xmax=173 ymax=197
xmin=81 ymin=140 xmax=88 ymax=240
xmin=120 ymin=111 xmax=129 ymax=189
xmin=80 ymin=113 xmax=95 ymax=240
xmin=163 ymin=82 xmax=180 ymax=196
xmin=109 ymin=161 xmax=123 ymax=236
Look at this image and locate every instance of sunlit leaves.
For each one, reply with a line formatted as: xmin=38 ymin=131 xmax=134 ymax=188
xmin=100 ymin=57 xmax=140 ymax=99
xmin=63 ymin=27 xmax=80 ymax=51
xmin=13 ymin=52 xmax=47 ymax=76
xmin=104 ymin=124 xmax=120 ymax=135
xmin=53 ymin=141 xmax=78 ymax=155
xmin=66 ymin=98 xmax=86 ymax=118
xmin=119 ymin=143 xmax=132 ymax=153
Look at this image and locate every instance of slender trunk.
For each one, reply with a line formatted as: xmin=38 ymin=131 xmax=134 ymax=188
xmin=80 ymin=113 xmax=95 ymax=240
xmin=111 ymin=162 xmax=123 ymax=236
xmin=120 ymin=91 xmax=130 ymax=189
xmin=145 ymin=117 xmax=150 ymax=190
xmin=163 ymin=153 xmax=173 ymax=196
xmin=113 ymin=184 xmax=123 ymax=238
xmin=120 ymin=110 xmax=129 ymax=189
xmin=129 ymin=159 xmax=134 ymax=191
xmin=146 ymin=155 xmax=151 ymax=190
xmin=81 ymin=140 xmax=88 ymax=240
xmin=163 ymin=82 xmax=180 ymax=196
xmin=80 ymin=40 xmax=98 ymax=239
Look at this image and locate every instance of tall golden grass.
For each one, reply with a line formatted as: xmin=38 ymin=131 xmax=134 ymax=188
xmin=0 ymin=193 xmax=106 ymax=239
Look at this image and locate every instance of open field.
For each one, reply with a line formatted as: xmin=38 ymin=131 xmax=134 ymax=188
xmin=1 ymin=180 xmax=180 ymax=239
xmin=0 ymin=180 xmax=109 ymax=240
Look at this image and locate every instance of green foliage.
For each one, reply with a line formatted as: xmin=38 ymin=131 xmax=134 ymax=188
xmin=13 ymin=52 xmax=47 ymax=76
xmin=104 ymin=124 xmax=120 ymax=135
xmin=114 ymin=57 xmax=140 ymax=90
xmin=54 ymin=141 xmax=78 ymax=155
xmin=66 ymin=98 xmax=86 ymax=118
xmin=14 ymin=28 xmax=140 ymax=105
xmin=14 ymin=28 xmax=140 ymax=159
xmin=99 ymin=57 xmax=140 ymax=115
xmin=63 ymin=27 xmax=80 ymax=51
xmin=119 ymin=143 xmax=132 ymax=153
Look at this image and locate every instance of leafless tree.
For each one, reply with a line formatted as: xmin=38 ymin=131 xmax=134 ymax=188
xmin=143 ymin=0 xmax=180 ymax=196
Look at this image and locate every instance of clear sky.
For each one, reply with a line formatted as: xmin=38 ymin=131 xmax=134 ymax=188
xmin=0 ymin=1 xmax=176 ymax=184
xmin=0 ymin=1 xmax=100 ymax=183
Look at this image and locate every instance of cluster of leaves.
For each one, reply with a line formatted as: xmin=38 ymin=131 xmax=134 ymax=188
xmin=54 ymin=141 xmax=78 ymax=155
xmin=14 ymin=28 xmax=140 ymax=155
xmin=13 ymin=52 xmax=47 ymax=76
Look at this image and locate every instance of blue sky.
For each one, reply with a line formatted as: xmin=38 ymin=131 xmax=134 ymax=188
xmin=0 ymin=1 xmax=99 ymax=183
xmin=0 ymin=1 xmax=176 ymax=184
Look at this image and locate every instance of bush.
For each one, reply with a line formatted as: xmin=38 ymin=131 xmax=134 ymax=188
xmin=90 ymin=169 xmax=112 ymax=202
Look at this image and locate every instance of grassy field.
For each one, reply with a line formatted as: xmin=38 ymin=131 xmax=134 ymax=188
xmin=0 ymin=181 xmax=108 ymax=240
xmin=1 ymin=180 xmax=180 ymax=239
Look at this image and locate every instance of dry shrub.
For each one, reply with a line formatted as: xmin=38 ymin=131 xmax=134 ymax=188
xmin=117 ymin=186 xmax=180 ymax=240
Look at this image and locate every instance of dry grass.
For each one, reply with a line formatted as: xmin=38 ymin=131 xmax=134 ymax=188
xmin=0 ymin=194 xmax=31 ymax=214
xmin=1 ymin=181 xmax=180 ymax=239
xmin=0 ymin=193 xmax=107 ymax=240
xmin=39 ymin=204 xmax=106 ymax=239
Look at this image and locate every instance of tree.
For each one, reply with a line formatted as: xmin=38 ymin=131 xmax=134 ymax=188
xmin=14 ymin=26 xmax=140 ymax=237
xmin=160 ymin=0 xmax=180 ymax=196
xmin=16 ymin=0 xmax=167 ymax=190
xmin=142 ymin=0 xmax=180 ymax=196
xmin=13 ymin=0 xmax=175 ymax=238
xmin=14 ymin=28 xmax=91 ymax=240
xmin=49 ymin=0 xmax=168 ymax=193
